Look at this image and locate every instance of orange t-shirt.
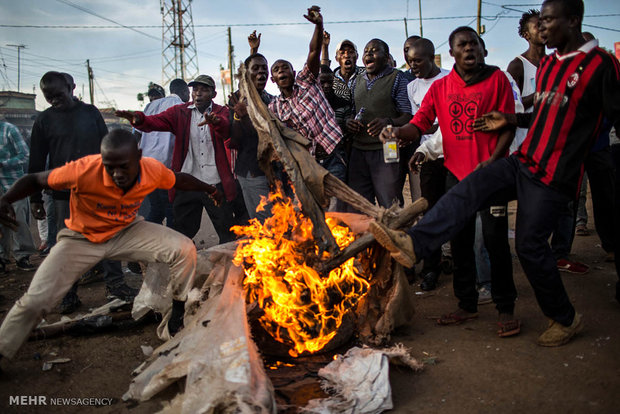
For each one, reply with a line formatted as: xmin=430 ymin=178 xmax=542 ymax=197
xmin=48 ymin=154 xmax=176 ymax=243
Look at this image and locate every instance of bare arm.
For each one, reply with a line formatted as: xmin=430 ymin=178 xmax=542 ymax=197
xmin=0 ymin=172 xmax=51 ymax=220
xmin=304 ymin=5 xmax=324 ymax=78
xmin=321 ymin=30 xmax=331 ymax=66
xmin=173 ymin=172 xmax=222 ymax=205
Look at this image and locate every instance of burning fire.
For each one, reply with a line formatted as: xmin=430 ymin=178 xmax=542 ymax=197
xmin=232 ymin=190 xmax=369 ymax=357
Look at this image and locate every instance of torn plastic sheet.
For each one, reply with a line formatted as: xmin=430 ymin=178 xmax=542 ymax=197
xmin=302 ymin=345 xmax=423 ymax=414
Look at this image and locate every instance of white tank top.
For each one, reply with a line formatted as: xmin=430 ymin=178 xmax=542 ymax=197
xmin=512 ymin=55 xmax=539 ymax=153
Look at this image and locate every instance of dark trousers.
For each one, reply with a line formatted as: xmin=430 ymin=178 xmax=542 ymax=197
xmin=145 ymin=189 xmax=174 ymax=228
xmin=551 ymin=147 xmax=616 ymax=258
xmin=347 ymin=147 xmax=401 ymax=211
xmin=419 ymin=158 xmax=447 ymax=274
xmin=408 ymin=155 xmax=575 ymax=325
xmin=445 ymin=172 xmax=515 ymax=314
xmin=611 ymin=144 xmax=620 ymax=288
xmin=173 ymin=184 xmax=237 ymax=243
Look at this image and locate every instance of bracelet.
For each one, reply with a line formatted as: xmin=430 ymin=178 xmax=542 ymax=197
xmin=233 ymin=113 xmax=241 ymax=121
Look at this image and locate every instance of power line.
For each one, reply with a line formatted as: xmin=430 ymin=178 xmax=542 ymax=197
xmin=2 ymin=13 xmax=618 ymax=29
xmin=54 ymin=0 xmax=160 ymax=41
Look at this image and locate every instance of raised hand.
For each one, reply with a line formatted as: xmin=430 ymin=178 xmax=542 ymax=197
xmin=303 ymin=5 xmax=322 ymax=25
xmin=473 ymin=111 xmax=508 ymax=132
xmin=323 ymin=30 xmax=330 ymax=46
xmin=248 ymin=30 xmax=261 ymax=51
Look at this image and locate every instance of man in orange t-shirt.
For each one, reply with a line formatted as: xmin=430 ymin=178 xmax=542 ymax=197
xmin=0 ymin=129 xmax=222 ymax=361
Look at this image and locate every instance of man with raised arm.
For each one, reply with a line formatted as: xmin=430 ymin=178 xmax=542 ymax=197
xmin=269 ymin=6 xmax=346 ymax=189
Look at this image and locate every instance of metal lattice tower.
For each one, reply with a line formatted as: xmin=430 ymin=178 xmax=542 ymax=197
xmin=160 ymin=0 xmax=199 ymax=87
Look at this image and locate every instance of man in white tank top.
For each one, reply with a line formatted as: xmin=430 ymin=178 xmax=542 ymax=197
xmin=507 ymin=9 xmax=546 ymax=153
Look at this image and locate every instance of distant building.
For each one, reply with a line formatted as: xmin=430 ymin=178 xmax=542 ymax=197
xmin=0 ymin=91 xmax=38 ymax=144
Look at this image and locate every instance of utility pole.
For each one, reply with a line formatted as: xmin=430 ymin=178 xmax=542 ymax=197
xmin=86 ymin=59 xmax=94 ymax=105
xmin=227 ymin=26 xmax=235 ymax=96
xmin=403 ymin=18 xmax=408 ymax=38
xmin=418 ymin=0 xmax=423 ymax=38
xmin=6 ymin=44 xmax=26 ymax=92
xmin=476 ymin=0 xmax=483 ymax=35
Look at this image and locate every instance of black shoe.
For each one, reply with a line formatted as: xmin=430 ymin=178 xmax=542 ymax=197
xmin=16 ymin=257 xmax=36 ymax=271
xmin=59 ymin=291 xmax=82 ymax=314
xmin=420 ymin=271 xmax=439 ymax=291
xmin=127 ymin=261 xmax=142 ymax=274
xmin=106 ymin=283 xmax=139 ymax=302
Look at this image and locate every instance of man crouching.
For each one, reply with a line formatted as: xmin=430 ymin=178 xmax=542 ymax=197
xmin=0 ymin=129 xmax=222 ymax=362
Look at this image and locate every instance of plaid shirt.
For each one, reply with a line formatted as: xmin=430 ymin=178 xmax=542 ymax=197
xmin=269 ymin=64 xmax=342 ymax=155
xmin=0 ymin=121 xmax=29 ymax=192
xmin=333 ymin=66 xmax=366 ymax=103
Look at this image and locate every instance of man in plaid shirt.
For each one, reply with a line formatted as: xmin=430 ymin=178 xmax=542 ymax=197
xmin=269 ymin=6 xmax=346 ymax=191
xmin=0 ymin=120 xmax=37 ymax=272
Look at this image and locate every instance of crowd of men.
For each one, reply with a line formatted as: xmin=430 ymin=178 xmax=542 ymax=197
xmin=0 ymin=0 xmax=618 ymax=364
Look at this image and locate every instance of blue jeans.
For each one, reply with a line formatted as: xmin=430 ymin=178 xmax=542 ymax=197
xmin=407 ymin=155 xmax=575 ymax=325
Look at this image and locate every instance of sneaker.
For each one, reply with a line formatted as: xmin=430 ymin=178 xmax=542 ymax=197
xmin=478 ymin=286 xmax=492 ymax=305
xmin=106 ymin=283 xmax=139 ymax=302
xmin=59 ymin=291 xmax=82 ymax=314
xmin=557 ymin=258 xmax=589 ymax=274
xmin=537 ymin=313 xmax=583 ymax=347
xmin=16 ymin=257 xmax=36 ymax=271
xmin=368 ymin=221 xmax=416 ymax=268
xmin=420 ymin=271 xmax=439 ymax=291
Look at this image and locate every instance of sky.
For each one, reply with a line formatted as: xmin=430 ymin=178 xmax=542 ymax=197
xmin=1 ymin=0 xmax=618 ymax=111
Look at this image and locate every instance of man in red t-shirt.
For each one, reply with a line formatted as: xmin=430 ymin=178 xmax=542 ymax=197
xmin=379 ymin=26 xmax=519 ymax=335
xmin=0 ymin=129 xmax=222 ymax=362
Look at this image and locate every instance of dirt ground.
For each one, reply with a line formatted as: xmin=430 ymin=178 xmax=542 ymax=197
xmin=0 ymin=196 xmax=619 ymax=414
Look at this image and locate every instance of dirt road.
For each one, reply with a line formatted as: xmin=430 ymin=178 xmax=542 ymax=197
xmin=0 ymin=204 xmax=618 ymax=413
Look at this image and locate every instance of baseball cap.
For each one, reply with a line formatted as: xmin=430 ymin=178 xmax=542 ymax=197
xmin=188 ymin=75 xmax=216 ymax=89
xmin=336 ymin=39 xmax=357 ymax=53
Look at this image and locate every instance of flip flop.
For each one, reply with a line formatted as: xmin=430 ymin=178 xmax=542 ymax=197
xmin=497 ymin=319 xmax=521 ymax=337
xmin=437 ymin=311 xmax=479 ymax=325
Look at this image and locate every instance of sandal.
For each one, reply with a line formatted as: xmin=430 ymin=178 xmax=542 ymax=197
xmin=437 ymin=310 xmax=479 ymax=325
xmin=497 ymin=319 xmax=521 ymax=337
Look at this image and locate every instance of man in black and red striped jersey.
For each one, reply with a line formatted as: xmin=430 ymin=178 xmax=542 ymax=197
xmin=369 ymin=0 xmax=619 ymax=347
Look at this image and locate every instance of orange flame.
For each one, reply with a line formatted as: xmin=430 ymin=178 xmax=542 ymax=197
xmin=232 ymin=190 xmax=369 ymax=356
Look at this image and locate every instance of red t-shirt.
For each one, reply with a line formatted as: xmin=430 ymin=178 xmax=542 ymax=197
xmin=411 ymin=67 xmax=515 ymax=180
xmin=48 ymin=155 xmax=176 ymax=243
